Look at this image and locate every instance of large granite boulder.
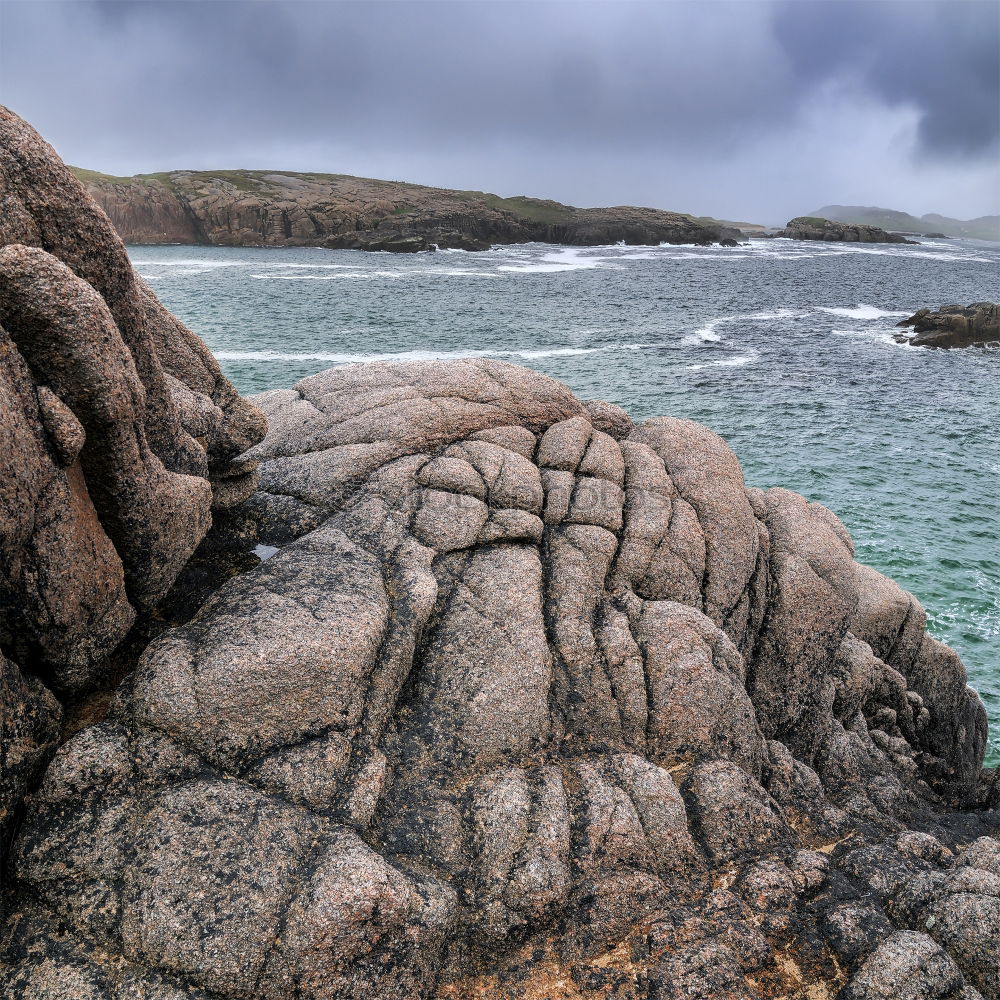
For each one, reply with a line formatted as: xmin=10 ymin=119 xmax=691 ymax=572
xmin=0 ymin=104 xmax=266 ymax=696
xmin=775 ymin=217 xmax=918 ymax=245
xmin=895 ymin=303 xmax=1000 ymax=349
xmin=0 ymin=104 xmax=265 ymax=921
xmin=3 ymin=356 xmax=995 ymax=999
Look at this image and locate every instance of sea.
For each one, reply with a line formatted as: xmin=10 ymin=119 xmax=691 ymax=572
xmin=130 ymin=237 xmax=1000 ymax=763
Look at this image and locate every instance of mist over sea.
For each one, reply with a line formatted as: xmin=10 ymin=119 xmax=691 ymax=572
xmin=131 ymin=237 xmax=1000 ymax=760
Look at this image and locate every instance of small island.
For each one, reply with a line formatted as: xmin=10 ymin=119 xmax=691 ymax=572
xmin=72 ymin=166 xmax=746 ymax=251
xmin=773 ymin=216 xmax=918 ymax=245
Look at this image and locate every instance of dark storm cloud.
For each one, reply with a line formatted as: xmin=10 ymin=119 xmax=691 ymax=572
xmin=772 ymin=0 xmax=1000 ymax=159
xmin=0 ymin=0 xmax=997 ymax=222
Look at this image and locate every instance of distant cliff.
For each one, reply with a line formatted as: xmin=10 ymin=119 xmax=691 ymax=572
xmin=71 ymin=167 xmax=735 ymax=251
xmin=809 ymin=204 xmax=1000 ymax=242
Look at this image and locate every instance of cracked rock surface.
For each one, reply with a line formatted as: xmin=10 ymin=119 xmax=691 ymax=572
xmin=1 ymin=105 xmax=998 ymax=999
xmin=5 ymin=355 xmax=998 ymax=999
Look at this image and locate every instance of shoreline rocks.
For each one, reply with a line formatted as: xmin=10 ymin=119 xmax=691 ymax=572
xmin=895 ymin=302 xmax=999 ymax=349
xmin=1 ymin=106 xmax=998 ymax=1000
xmin=774 ymin=217 xmax=919 ymax=244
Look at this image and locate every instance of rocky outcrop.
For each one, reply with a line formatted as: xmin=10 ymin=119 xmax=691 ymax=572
xmin=1 ymin=107 xmax=998 ymax=1000
xmin=775 ymin=217 xmax=918 ymax=244
xmin=0 ymin=106 xmax=266 ymax=691
xmin=0 ymin=103 xmax=266 ymax=905
xmin=895 ymin=303 xmax=999 ymax=349
xmin=4 ymin=352 xmax=997 ymax=999
xmin=75 ymin=168 xmax=726 ymax=251
xmin=808 ymin=205 xmax=1000 ymax=243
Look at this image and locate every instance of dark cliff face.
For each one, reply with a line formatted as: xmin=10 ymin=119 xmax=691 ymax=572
xmin=75 ymin=168 xmax=726 ymax=250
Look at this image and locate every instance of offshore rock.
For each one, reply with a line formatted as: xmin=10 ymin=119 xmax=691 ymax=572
xmin=4 ymin=355 xmax=996 ymax=999
xmin=775 ymin=216 xmax=919 ymax=244
xmin=895 ymin=302 xmax=999 ymax=349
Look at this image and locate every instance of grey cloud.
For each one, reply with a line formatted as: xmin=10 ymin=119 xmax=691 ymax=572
xmin=0 ymin=0 xmax=997 ymax=222
xmin=772 ymin=0 xmax=1000 ymax=159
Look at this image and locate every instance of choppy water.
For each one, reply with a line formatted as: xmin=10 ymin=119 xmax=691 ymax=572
xmin=131 ymin=238 xmax=1000 ymax=762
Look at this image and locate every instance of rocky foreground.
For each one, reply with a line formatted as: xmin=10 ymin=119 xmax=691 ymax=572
xmin=74 ymin=166 xmax=737 ymax=252
xmin=895 ymin=303 xmax=999 ymax=349
xmin=2 ymin=105 xmax=999 ymax=1000
xmin=774 ymin=217 xmax=918 ymax=245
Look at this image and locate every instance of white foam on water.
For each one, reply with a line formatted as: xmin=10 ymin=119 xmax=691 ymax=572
xmin=215 ymin=348 xmax=481 ymax=363
xmin=741 ymin=241 xmax=998 ymax=264
xmin=249 ymin=272 xmax=403 ymax=280
xmin=817 ymin=304 xmax=911 ymax=320
xmin=831 ymin=327 xmax=904 ymax=347
xmin=682 ymin=322 xmax=724 ymax=345
xmin=497 ymin=247 xmax=611 ymax=273
xmin=250 ymin=268 xmax=498 ymax=280
xmin=131 ymin=259 xmax=253 ymax=269
xmin=213 ymin=342 xmax=652 ymax=365
xmin=411 ymin=269 xmax=500 ymax=278
xmin=510 ymin=346 xmax=605 ymax=358
xmin=681 ymin=308 xmax=805 ymax=345
xmin=253 ymin=262 xmax=366 ymax=269
xmin=686 ymin=354 xmax=756 ymax=371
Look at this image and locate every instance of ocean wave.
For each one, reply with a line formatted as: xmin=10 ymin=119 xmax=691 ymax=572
xmin=831 ymin=328 xmax=905 ymax=347
xmin=212 ymin=343 xmax=649 ymax=365
xmin=682 ymin=324 xmax=724 ymax=345
xmin=249 ymin=268 xmax=498 ymax=280
xmin=497 ymin=247 xmax=612 ymax=273
xmin=686 ymin=354 xmax=756 ymax=371
xmin=680 ymin=308 xmax=806 ymax=345
xmin=250 ymin=272 xmax=403 ymax=280
xmin=131 ymin=259 xmax=251 ymax=268
xmin=762 ymin=243 xmax=996 ymax=264
xmin=817 ymin=304 xmax=911 ymax=320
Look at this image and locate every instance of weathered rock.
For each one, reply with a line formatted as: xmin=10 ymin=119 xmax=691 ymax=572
xmin=838 ymin=930 xmax=983 ymax=1000
xmin=895 ymin=302 xmax=999 ymax=349
xmin=0 ymin=656 xmax=60 ymax=898
xmin=0 ymin=104 xmax=265 ymax=693
xmin=775 ymin=216 xmax=918 ymax=244
xmin=4 ymin=352 xmax=993 ymax=998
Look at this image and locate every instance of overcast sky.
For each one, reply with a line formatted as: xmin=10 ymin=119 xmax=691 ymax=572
xmin=1 ymin=0 xmax=997 ymax=224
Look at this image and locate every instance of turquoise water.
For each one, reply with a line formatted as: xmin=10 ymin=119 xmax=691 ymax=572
xmin=131 ymin=239 xmax=1000 ymax=762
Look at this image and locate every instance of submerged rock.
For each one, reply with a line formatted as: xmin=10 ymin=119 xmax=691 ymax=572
xmin=895 ymin=302 xmax=999 ymax=349
xmin=775 ymin=216 xmax=919 ymax=244
xmin=1 ymin=106 xmax=998 ymax=999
